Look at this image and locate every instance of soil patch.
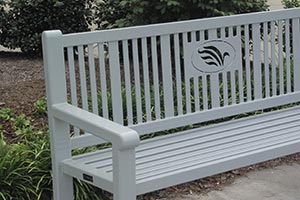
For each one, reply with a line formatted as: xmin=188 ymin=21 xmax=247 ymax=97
xmin=0 ymin=52 xmax=46 ymax=142
xmin=0 ymin=52 xmax=45 ymax=115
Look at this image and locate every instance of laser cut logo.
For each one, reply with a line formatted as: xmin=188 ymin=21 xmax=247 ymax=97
xmin=191 ymin=40 xmax=236 ymax=73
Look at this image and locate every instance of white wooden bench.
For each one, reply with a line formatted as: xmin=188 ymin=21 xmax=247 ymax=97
xmin=42 ymin=8 xmax=300 ymax=200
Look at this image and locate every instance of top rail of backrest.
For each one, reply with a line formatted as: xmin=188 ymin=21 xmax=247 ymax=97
xmin=62 ymin=8 xmax=300 ymax=47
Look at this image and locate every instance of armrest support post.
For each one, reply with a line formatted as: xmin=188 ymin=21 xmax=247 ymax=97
xmin=112 ymin=148 xmax=136 ymax=200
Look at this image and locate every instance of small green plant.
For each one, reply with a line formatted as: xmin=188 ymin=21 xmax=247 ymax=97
xmin=0 ymin=108 xmax=13 ymax=121
xmin=0 ymin=125 xmax=4 ymax=141
xmin=11 ymin=114 xmax=31 ymax=131
xmin=34 ymin=99 xmax=47 ymax=116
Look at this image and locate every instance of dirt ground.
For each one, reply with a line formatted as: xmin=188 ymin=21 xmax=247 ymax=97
xmin=0 ymin=52 xmax=46 ymax=142
xmin=1 ymin=51 xmax=300 ymax=199
xmin=0 ymin=52 xmax=45 ymax=115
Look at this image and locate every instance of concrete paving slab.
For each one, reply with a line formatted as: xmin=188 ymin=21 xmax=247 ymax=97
xmin=169 ymin=164 xmax=300 ymax=200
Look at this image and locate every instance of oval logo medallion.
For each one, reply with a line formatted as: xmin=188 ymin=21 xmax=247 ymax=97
xmin=191 ymin=40 xmax=236 ymax=73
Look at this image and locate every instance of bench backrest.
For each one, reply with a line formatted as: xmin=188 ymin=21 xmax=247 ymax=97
xmin=44 ymin=8 xmax=300 ymax=149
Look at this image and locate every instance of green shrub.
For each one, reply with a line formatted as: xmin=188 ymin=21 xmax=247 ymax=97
xmin=0 ymin=108 xmax=106 ymax=200
xmin=94 ymin=0 xmax=128 ymax=29
xmin=0 ymin=138 xmax=42 ymax=200
xmin=34 ymin=99 xmax=47 ymax=116
xmin=0 ymin=109 xmax=51 ymax=199
xmin=94 ymin=0 xmax=269 ymax=28
xmin=282 ymin=0 xmax=300 ymax=8
xmin=0 ymin=0 xmax=93 ymax=55
xmin=0 ymin=0 xmax=7 ymax=38
xmin=0 ymin=108 xmax=13 ymax=121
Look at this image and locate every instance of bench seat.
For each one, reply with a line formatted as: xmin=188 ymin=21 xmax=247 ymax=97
xmin=62 ymin=106 xmax=300 ymax=195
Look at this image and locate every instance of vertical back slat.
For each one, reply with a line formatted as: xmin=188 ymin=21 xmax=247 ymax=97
xmin=236 ymin=26 xmax=244 ymax=103
xmin=183 ymin=32 xmax=191 ymax=113
xmin=67 ymin=47 xmax=80 ymax=136
xmin=278 ymin=21 xmax=284 ymax=95
xmin=67 ymin=47 xmax=78 ymax=107
xmin=210 ymin=73 xmax=220 ymax=107
xmin=191 ymin=31 xmax=196 ymax=42
xmin=202 ymin=75 xmax=208 ymax=110
xmin=208 ymin=29 xmax=220 ymax=108
xmin=230 ymin=71 xmax=236 ymax=104
xmin=98 ymin=43 xmax=109 ymax=118
xmin=133 ymin=39 xmax=143 ymax=123
xmin=194 ymin=77 xmax=200 ymax=111
xmin=263 ymin=22 xmax=270 ymax=97
xmin=108 ymin=41 xmax=123 ymax=124
xmin=88 ymin=45 xmax=99 ymax=114
xmin=271 ymin=21 xmax=277 ymax=96
xmin=174 ymin=33 xmax=183 ymax=115
xmin=122 ymin=40 xmax=133 ymax=125
xmin=200 ymin=30 xmax=205 ymax=40
xmin=221 ymin=28 xmax=226 ymax=38
xmin=229 ymin=29 xmax=237 ymax=104
xmin=285 ymin=19 xmax=292 ymax=93
xmin=229 ymin=26 xmax=233 ymax=36
xmin=222 ymin=72 xmax=228 ymax=106
xmin=142 ymin=38 xmax=152 ymax=121
xmin=151 ymin=36 xmax=161 ymax=120
xmin=244 ymin=25 xmax=252 ymax=101
xmin=252 ymin=23 xmax=262 ymax=99
xmin=78 ymin=45 xmax=88 ymax=110
xmin=220 ymin=28 xmax=228 ymax=105
xmin=161 ymin=35 xmax=174 ymax=117
xmin=292 ymin=18 xmax=300 ymax=91
xmin=192 ymin=31 xmax=200 ymax=111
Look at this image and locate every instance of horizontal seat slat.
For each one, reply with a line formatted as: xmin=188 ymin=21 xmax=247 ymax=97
xmin=140 ymin=106 xmax=300 ymax=146
xmin=72 ymin=148 xmax=112 ymax=163
xmin=137 ymin=123 xmax=300 ymax=172
xmin=136 ymin=129 xmax=300 ymax=180
xmin=136 ymin=113 xmax=300 ymax=156
xmin=80 ymin=107 xmax=300 ymax=169
xmin=99 ymin=117 xmax=300 ymax=172
xmin=72 ymin=106 xmax=300 ymax=166
xmin=62 ymin=160 xmax=113 ymax=192
xmin=62 ymin=107 xmax=300 ymax=194
xmin=91 ymin=116 xmax=300 ymax=172
xmin=137 ymin=139 xmax=300 ymax=195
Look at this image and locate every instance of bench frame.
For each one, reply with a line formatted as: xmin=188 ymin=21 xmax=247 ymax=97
xmin=43 ymin=8 xmax=300 ymax=200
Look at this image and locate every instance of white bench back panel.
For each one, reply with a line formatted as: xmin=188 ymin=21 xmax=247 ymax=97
xmin=61 ymin=9 xmax=300 ymax=149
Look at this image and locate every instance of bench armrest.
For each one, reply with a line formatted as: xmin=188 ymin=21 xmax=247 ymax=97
xmin=51 ymin=103 xmax=140 ymax=150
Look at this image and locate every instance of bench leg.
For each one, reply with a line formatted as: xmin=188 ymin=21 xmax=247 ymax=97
xmin=50 ymin=118 xmax=74 ymax=200
xmin=52 ymin=170 xmax=74 ymax=200
xmin=113 ymin=148 xmax=136 ymax=200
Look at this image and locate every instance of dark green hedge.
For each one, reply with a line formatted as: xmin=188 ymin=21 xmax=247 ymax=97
xmin=0 ymin=0 xmax=269 ymax=55
xmin=94 ymin=0 xmax=269 ymax=29
xmin=0 ymin=0 xmax=7 ymax=44
xmin=0 ymin=0 xmax=93 ymax=55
